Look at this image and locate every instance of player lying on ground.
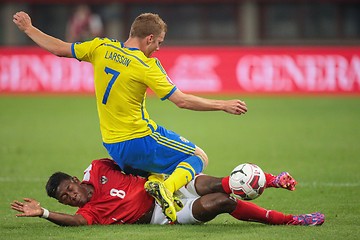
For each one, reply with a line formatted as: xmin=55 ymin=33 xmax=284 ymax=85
xmin=11 ymin=158 xmax=324 ymax=226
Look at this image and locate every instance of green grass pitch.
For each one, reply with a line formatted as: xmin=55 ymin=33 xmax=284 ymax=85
xmin=0 ymin=95 xmax=359 ymax=240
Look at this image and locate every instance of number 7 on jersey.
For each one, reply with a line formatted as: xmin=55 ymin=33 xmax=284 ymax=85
xmin=102 ymin=67 xmax=120 ymax=105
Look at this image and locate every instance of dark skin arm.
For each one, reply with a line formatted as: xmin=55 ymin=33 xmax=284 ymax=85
xmin=11 ymin=198 xmax=87 ymax=226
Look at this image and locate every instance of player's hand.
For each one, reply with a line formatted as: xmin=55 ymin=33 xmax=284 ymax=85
xmin=13 ymin=11 xmax=32 ymax=32
xmin=11 ymin=198 xmax=43 ymax=217
xmin=224 ymin=99 xmax=248 ymax=115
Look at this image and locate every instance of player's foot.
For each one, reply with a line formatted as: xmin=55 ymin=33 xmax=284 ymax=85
xmin=173 ymin=196 xmax=184 ymax=212
xmin=268 ymin=172 xmax=297 ymax=190
xmin=287 ymin=212 xmax=325 ymax=226
xmin=144 ymin=181 xmax=177 ymax=222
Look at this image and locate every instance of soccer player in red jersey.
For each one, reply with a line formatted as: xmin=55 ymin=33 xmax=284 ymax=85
xmin=11 ymin=159 xmax=324 ymax=226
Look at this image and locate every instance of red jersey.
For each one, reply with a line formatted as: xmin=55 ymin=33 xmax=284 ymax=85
xmin=76 ymin=159 xmax=154 ymax=225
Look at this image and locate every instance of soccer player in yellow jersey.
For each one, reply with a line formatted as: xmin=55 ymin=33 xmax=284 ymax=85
xmin=14 ymin=11 xmax=248 ymax=222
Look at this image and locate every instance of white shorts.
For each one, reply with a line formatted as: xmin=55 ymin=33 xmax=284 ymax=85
xmin=150 ymin=176 xmax=203 ymax=225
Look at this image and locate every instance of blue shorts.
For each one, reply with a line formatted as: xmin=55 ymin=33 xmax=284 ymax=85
xmin=103 ymin=126 xmax=198 ymax=176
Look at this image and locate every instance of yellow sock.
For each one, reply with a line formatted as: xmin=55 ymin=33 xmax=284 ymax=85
xmin=148 ymin=173 xmax=165 ymax=182
xmin=164 ymin=162 xmax=195 ymax=193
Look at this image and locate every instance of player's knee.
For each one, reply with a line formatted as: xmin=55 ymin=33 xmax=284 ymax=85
xmin=195 ymin=147 xmax=208 ymax=169
xmin=213 ymin=194 xmax=237 ymax=213
xmin=199 ymin=193 xmax=236 ymax=215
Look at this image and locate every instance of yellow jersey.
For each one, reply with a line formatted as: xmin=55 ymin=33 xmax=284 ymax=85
xmin=71 ymin=38 xmax=177 ymax=143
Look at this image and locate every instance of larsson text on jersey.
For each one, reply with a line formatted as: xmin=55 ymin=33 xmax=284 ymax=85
xmin=104 ymin=51 xmax=131 ymax=67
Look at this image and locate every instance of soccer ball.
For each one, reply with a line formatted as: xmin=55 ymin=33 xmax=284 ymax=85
xmin=229 ymin=163 xmax=266 ymax=200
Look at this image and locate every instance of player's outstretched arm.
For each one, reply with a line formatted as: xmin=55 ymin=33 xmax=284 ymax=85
xmin=13 ymin=11 xmax=72 ymax=58
xmin=168 ymin=89 xmax=247 ymax=115
xmin=11 ymin=198 xmax=87 ymax=226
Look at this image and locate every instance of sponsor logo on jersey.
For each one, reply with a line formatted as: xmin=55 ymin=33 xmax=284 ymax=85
xmin=100 ymin=176 xmax=108 ymax=184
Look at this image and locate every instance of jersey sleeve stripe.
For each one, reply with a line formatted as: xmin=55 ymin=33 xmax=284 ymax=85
xmin=155 ymin=59 xmax=167 ymax=75
xmin=71 ymin=42 xmax=78 ymax=59
xmin=161 ymin=86 xmax=177 ymax=101
xmin=104 ymin=44 xmax=149 ymax=67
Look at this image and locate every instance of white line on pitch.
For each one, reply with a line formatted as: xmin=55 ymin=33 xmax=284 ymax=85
xmin=300 ymin=182 xmax=360 ymax=187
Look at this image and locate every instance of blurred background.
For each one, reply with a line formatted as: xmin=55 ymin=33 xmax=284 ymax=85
xmin=0 ymin=0 xmax=360 ymax=94
xmin=1 ymin=0 xmax=360 ymax=46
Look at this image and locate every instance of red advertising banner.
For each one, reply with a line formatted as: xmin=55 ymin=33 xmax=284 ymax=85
xmin=1 ymin=46 xmax=360 ymax=94
xmin=0 ymin=47 xmax=94 ymax=93
xmin=155 ymin=46 xmax=360 ymax=94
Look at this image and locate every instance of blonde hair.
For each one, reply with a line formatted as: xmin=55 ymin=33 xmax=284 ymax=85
xmin=130 ymin=13 xmax=167 ymax=38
